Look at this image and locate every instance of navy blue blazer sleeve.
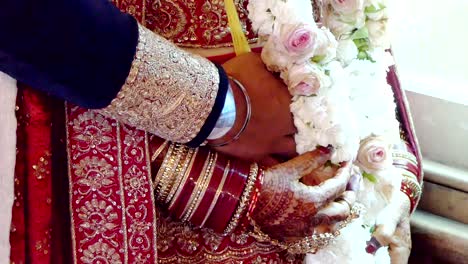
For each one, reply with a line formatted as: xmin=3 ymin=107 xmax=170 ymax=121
xmin=0 ymin=0 xmax=228 ymax=146
xmin=0 ymin=0 xmax=138 ymax=108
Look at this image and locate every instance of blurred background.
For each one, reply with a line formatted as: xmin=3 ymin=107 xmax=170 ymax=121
xmin=390 ymin=0 xmax=468 ymax=263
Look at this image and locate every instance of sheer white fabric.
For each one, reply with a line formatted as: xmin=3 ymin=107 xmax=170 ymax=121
xmin=0 ymin=71 xmax=17 ymax=262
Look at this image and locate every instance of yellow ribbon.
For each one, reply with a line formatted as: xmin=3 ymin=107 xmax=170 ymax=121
xmin=224 ymin=0 xmax=251 ymax=56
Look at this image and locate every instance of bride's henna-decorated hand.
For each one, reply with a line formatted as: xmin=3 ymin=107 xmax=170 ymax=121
xmin=252 ymin=147 xmax=355 ymax=241
xmin=368 ymin=191 xmax=411 ymax=263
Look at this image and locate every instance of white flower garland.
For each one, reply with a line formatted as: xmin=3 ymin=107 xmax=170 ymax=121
xmin=248 ymin=0 xmax=404 ymax=263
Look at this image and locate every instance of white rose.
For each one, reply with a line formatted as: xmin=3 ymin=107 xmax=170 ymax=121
xmin=367 ymin=8 xmax=388 ymax=21
xmin=261 ymin=38 xmax=291 ymax=72
xmin=285 ymin=63 xmax=324 ymax=96
xmin=329 ymin=0 xmax=365 ymax=14
xmin=364 ymin=0 xmax=389 ymax=21
xmin=366 ymin=20 xmax=390 ymax=48
xmin=247 ymin=0 xmax=276 ymax=36
xmin=337 ymin=39 xmax=358 ymax=65
xmin=314 ymin=28 xmax=338 ymax=63
xmin=356 ymin=136 xmax=392 ymax=174
xmin=261 ymin=23 xmax=321 ymax=70
xmin=325 ymin=13 xmax=355 ymax=37
xmin=325 ymin=12 xmax=366 ymax=37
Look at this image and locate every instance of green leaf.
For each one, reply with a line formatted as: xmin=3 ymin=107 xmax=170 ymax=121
xmin=363 ymin=171 xmax=378 ymax=183
xmin=353 ymin=38 xmax=370 ymax=51
xmin=357 ymin=51 xmax=368 ymax=60
xmin=365 ymin=3 xmax=386 ymax=14
xmin=311 ymin=54 xmax=326 ymax=63
xmin=369 ymin=225 xmax=376 ymax=234
xmin=351 ymin=27 xmax=369 ymax=40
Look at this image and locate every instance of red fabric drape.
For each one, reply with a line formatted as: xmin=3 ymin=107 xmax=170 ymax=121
xmin=10 ymin=88 xmax=72 ymax=264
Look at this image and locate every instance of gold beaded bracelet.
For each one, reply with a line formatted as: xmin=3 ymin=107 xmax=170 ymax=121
xmin=168 ymin=148 xmax=199 ymax=210
xmin=165 ymin=147 xmax=195 ymax=204
xmin=223 ymin=163 xmax=259 ymax=235
xmin=155 ymin=144 xmax=186 ymax=203
xmin=153 ymin=143 xmax=175 ymax=191
xmin=248 ymin=204 xmax=364 ymax=255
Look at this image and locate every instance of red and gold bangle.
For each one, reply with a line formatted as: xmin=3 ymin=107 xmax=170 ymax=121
xmin=178 ymin=150 xmax=213 ymax=220
xmin=393 ymin=160 xmax=420 ymax=179
xmin=151 ymin=140 xmax=169 ymax=162
xmin=189 ymin=155 xmax=228 ymax=227
xmin=392 ymin=152 xmax=417 ymax=165
xmin=169 ymin=148 xmax=209 ymax=217
xmin=204 ymin=159 xmax=250 ymax=233
xmin=401 ymin=176 xmax=422 ymax=212
xmin=183 ymin=152 xmax=218 ymax=222
xmin=167 ymin=148 xmax=199 ymax=210
xmin=223 ymin=163 xmax=259 ymax=235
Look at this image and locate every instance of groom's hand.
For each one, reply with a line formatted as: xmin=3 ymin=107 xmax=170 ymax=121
xmin=214 ymin=52 xmax=297 ymax=166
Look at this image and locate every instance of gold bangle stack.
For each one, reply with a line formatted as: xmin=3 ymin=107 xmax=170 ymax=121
xmin=154 ymin=143 xmax=192 ymax=204
xmin=165 ymin=147 xmax=196 ymax=204
xmin=153 ymin=143 xmax=175 ymax=191
xmin=180 ymin=152 xmax=217 ymax=222
xmin=223 ymin=163 xmax=259 ymax=235
xmin=167 ymin=148 xmax=199 ymax=210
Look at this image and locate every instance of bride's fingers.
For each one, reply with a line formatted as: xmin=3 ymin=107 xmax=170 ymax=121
xmin=389 ymin=218 xmax=412 ymax=264
xmin=346 ymin=173 xmax=362 ymax=191
xmin=298 ymin=163 xmax=353 ymax=208
xmin=311 ymin=200 xmax=351 ymax=227
xmin=269 ymin=147 xmax=332 ymax=180
xmin=374 ymin=192 xmax=411 ymax=246
xmin=301 ymin=164 xmax=339 ymax=186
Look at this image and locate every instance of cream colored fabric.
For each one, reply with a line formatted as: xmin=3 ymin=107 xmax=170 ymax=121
xmin=0 ymin=71 xmax=17 ymax=262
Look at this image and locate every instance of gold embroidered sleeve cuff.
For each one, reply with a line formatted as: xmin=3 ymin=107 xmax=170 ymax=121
xmin=100 ymin=24 xmax=220 ymax=143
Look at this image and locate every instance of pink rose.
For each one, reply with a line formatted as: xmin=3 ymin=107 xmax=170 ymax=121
xmin=356 ymin=136 xmax=392 ymax=174
xmin=286 ymin=63 xmax=322 ymax=96
xmin=291 ymin=80 xmax=320 ymax=96
xmin=282 ymin=24 xmax=317 ymax=57
xmin=330 ymin=0 xmax=364 ymax=14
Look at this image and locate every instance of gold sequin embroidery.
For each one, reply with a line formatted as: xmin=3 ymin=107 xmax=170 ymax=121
xmin=100 ymin=25 xmax=219 ymax=143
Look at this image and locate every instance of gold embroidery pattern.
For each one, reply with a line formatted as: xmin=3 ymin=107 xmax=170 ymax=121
xmin=144 ymin=0 xmax=258 ymax=48
xmin=71 ymin=111 xmax=114 ymax=160
xmin=77 ymin=199 xmax=120 ymax=246
xmin=156 ymin=212 xmax=303 ymax=264
xmin=67 ymin=106 xmax=158 ymax=264
xmin=100 ymin=25 xmax=219 ymax=143
xmin=113 ymin=0 xmax=325 ymax=48
xmin=80 ymin=241 xmax=123 ymax=264
xmin=68 ymin=106 xmax=302 ymax=263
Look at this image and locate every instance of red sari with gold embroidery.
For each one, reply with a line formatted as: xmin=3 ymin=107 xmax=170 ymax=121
xmin=10 ymin=1 xmax=423 ymax=263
